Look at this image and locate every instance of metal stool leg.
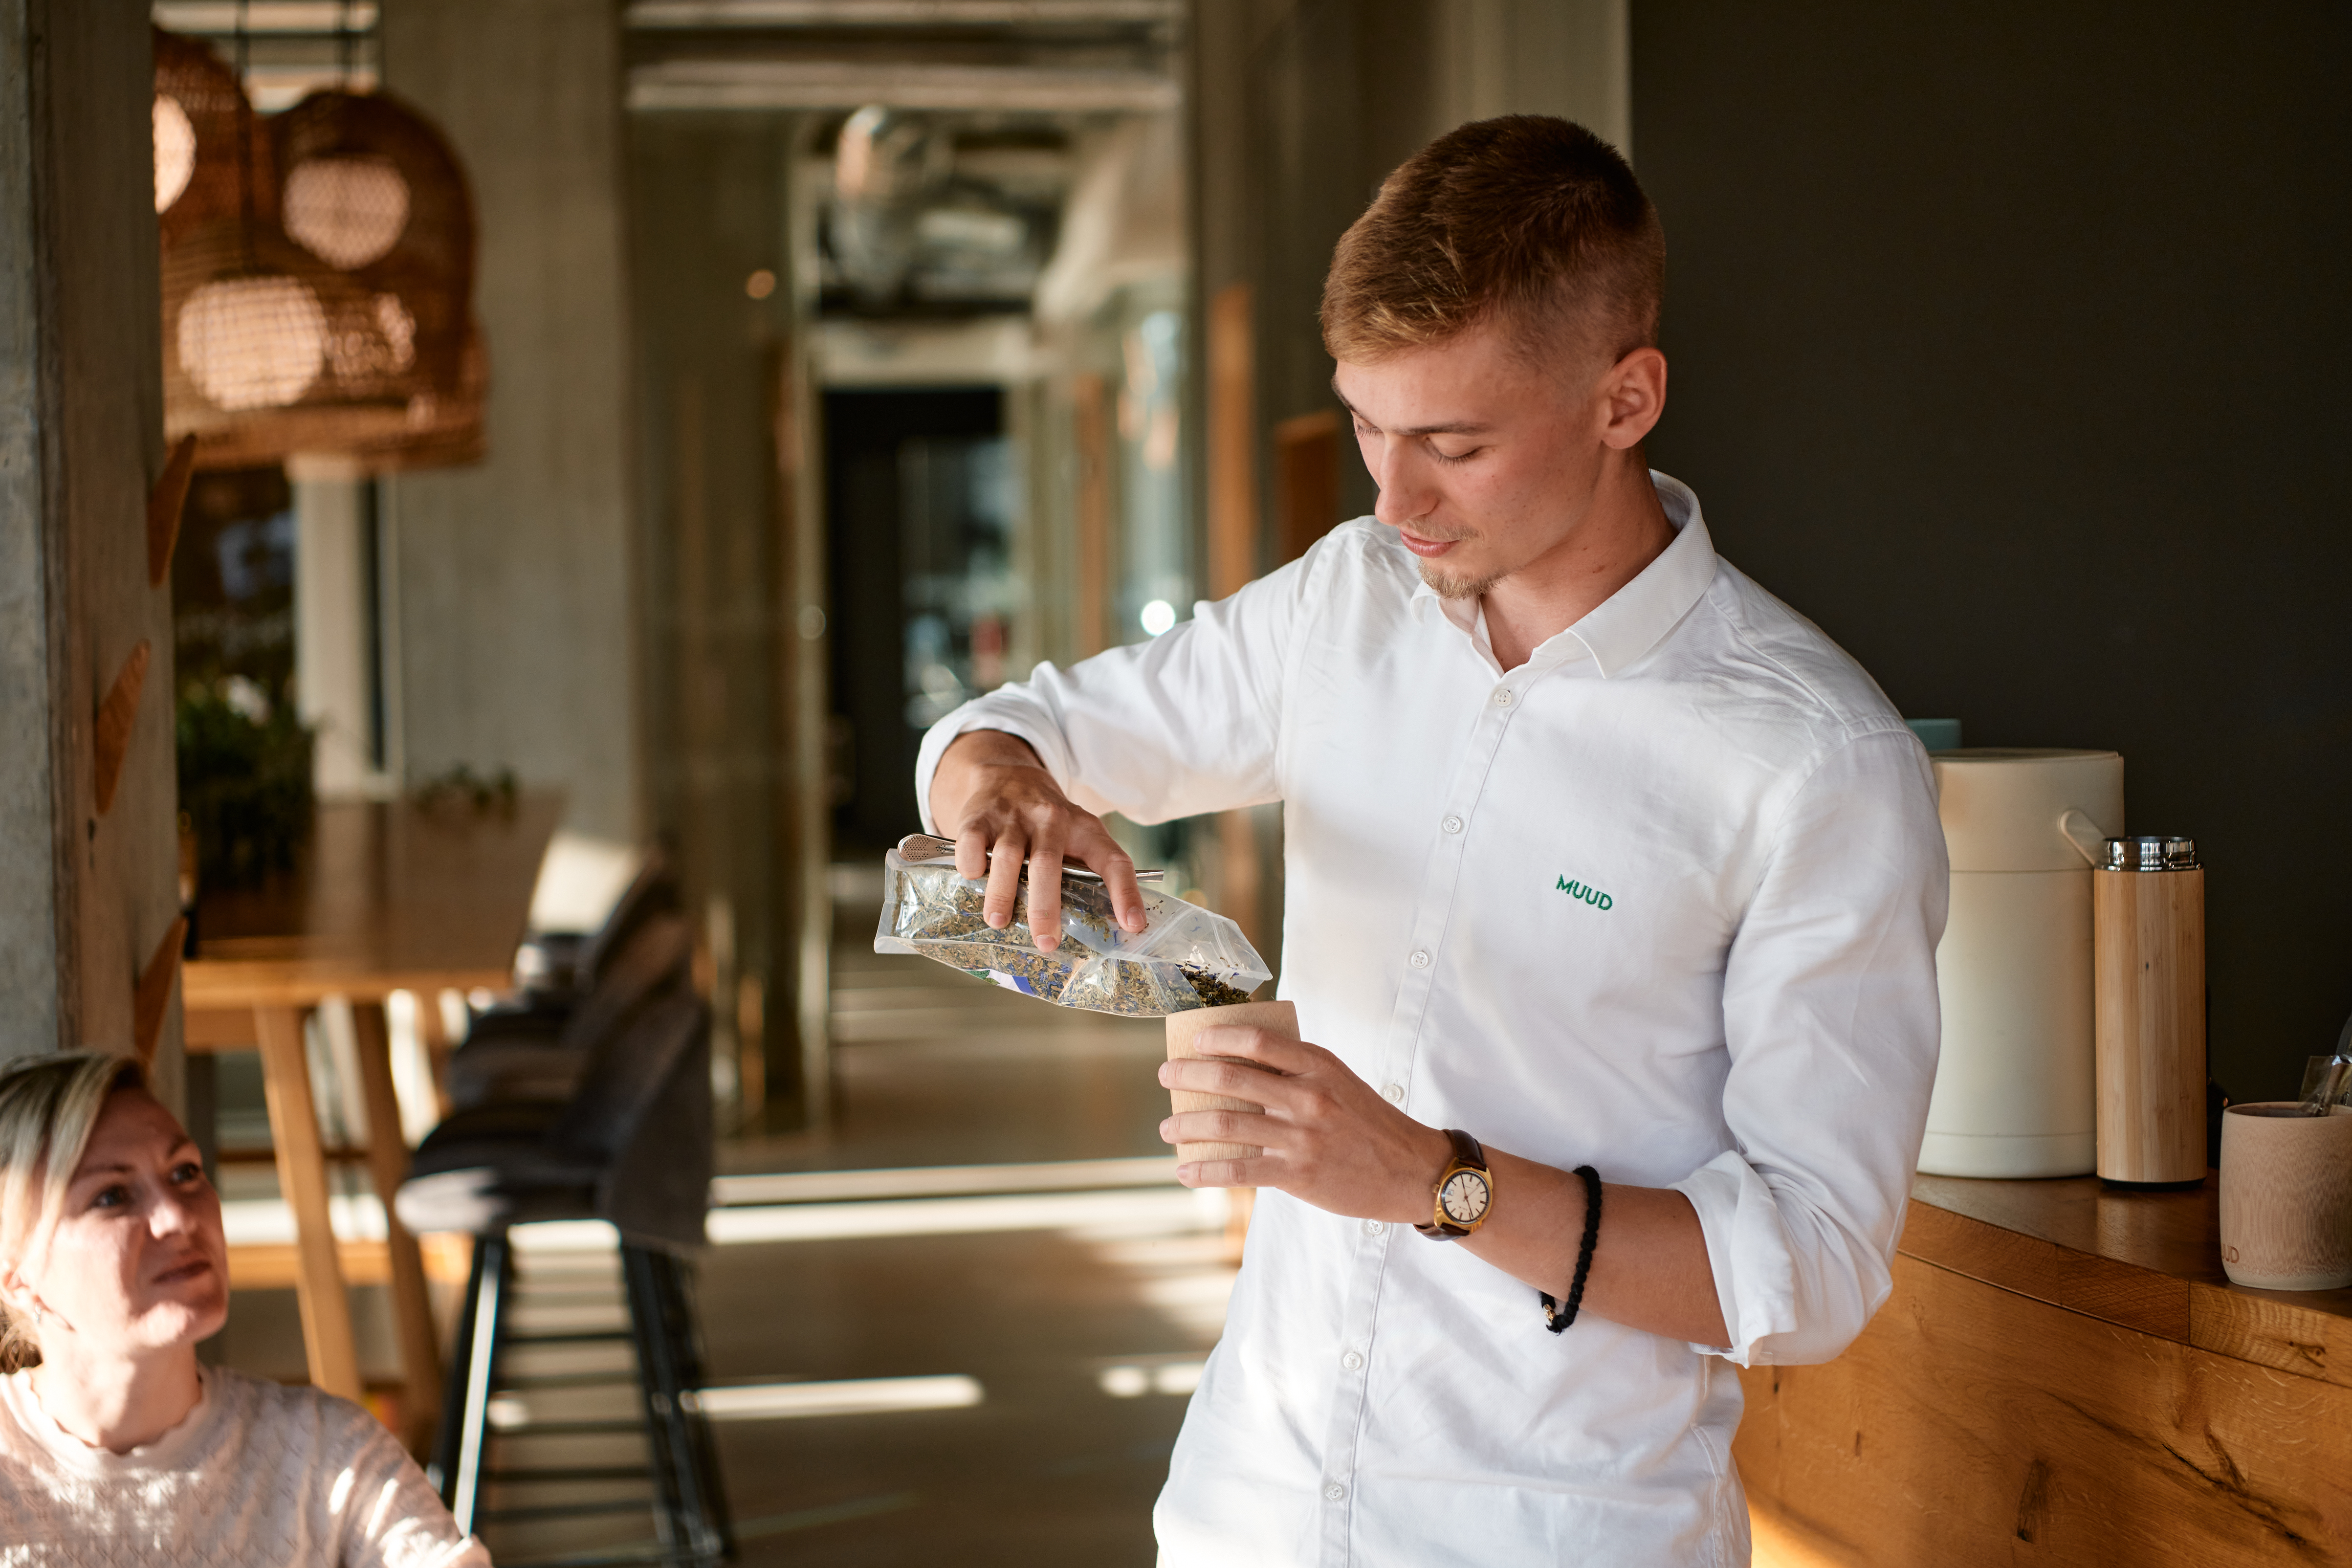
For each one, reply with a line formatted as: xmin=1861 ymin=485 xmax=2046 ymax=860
xmin=653 ymin=1250 xmax=732 ymax=1558
xmin=427 ymin=1235 xmax=491 ymax=1497
xmin=622 ymin=1244 xmax=728 ymax=1564
xmin=429 ymin=1233 xmax=510 ymax=1536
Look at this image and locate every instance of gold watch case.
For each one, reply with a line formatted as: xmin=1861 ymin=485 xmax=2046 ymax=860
xmin=1415 ymin=1128 xmax=1493 ymax=1239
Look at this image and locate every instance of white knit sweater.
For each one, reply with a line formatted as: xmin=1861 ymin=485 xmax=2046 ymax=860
xmin=0 ymin=1366 xmax=488 ymax=1567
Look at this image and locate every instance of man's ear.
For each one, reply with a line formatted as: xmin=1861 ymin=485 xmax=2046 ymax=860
xmin=1599 ymin=347 xmax=1667 ymax=451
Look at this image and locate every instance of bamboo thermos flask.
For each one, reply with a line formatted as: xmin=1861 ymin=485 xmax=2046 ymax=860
xmin=2094 ymin=835 xmax=2206 ymax=1184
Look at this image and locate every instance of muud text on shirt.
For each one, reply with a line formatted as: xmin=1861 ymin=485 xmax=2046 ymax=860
xmin=1557 ymin=875 xmax=1613 ymax=911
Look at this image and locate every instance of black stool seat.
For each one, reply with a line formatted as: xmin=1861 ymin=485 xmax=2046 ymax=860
xmin=395 ymin=1103 xmax=599 ymax=1234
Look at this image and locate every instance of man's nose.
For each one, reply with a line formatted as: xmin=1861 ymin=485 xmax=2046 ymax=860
xmin=1368 ymin=441 xmax=1436 ymax=524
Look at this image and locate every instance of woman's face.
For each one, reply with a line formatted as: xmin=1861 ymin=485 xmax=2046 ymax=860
xmin=18 ymin=1089 xmax=228 ymax=1356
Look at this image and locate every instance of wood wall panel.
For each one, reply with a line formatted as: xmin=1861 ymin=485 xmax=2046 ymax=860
xmin=2189 ymin=1281 xmax=2352 ymax=1392
xmin=1272 ymin=410 xmax=1341 ymax=566
xmin=1897 ymin=1198 xmax=2190 ymax=1341
xmin=1206 ymin=282 xmax=1258 ymax=599
xmin=1071 ymin=373 xmax=1112 ymax=659
xmin=1736 ymin=1253 xmax=2352 ymax=1566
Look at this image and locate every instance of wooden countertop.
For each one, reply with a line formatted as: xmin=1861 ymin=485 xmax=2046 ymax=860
xmin=1903 ymin=1172 xmax=2352 ymax=1387
xmin=185 ymin=793 xmax=562 ymax=1007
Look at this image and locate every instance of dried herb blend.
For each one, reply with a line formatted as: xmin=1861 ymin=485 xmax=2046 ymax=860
xmin=875 ymin=836 xmax=1271 ymax=1016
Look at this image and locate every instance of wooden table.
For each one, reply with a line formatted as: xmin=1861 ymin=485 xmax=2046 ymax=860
xmin=183 ymin=794 xmax=559 ymax=1442
xmin=1738 ymin=1171 xmax=2352 ymax=1566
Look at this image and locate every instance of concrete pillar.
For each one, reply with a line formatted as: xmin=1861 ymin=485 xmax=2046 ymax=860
xmin=0 ymin=0 xmax=186 ymax=1088
xmin=377 ymin=0 xmax=641 ymax=847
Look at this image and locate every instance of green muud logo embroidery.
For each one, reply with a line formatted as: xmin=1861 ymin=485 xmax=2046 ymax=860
xmin=1557 ymin=875 xmax=1613 ymax=911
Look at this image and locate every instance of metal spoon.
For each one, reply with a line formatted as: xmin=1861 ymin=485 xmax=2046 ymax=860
xmin=2297 ymin=1009 xmax=2352 ymax=1115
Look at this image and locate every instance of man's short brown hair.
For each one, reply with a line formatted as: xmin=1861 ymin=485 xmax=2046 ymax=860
xmin=1321 ymin=115 xmax=1664 ymax=369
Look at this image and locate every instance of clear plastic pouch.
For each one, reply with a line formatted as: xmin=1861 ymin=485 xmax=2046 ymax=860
xmin=874 ymin=834 xmax=1272 ymax=1016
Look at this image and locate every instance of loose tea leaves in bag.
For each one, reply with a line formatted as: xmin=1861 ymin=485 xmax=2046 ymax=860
xmin=875 ymin=834 xmax=1271 ymax=1016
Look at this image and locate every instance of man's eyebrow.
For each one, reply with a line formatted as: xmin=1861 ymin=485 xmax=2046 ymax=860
xmin=1329 ymin=383 xmax=1495 ymax=437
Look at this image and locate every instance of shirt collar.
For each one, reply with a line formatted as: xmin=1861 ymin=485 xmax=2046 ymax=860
xmin=5 ymin=1366 xmax=220 ymax=1473
xmin=1411 ymin=470 xmax=1719 ymax=679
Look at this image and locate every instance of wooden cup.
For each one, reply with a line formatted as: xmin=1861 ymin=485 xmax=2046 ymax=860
xmin=1165 ymin=1000 xmax=1297 ymax=1164
xmin=2218 ymin=1102 xmax=2352 ymax=1290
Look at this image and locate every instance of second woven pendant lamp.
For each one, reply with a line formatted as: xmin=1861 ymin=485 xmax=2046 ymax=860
xmin=271 ymin=88 xmax=484 ymax=471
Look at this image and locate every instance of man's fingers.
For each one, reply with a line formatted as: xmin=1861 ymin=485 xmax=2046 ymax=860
xmin=1069 ymin=823 xmax=1146 ymax=933
xmin=1164 ymin=1110 xmax=1272 ymax=1146
xmin=1026 ymin=839 xmax=1067 ymax=950
xmin=1174 ymin=1156 xmax=1260 ymax=1190
xmin=952 ymin=821 xmax=991 ymax=882
xmin=1189 ymin=1025 xmax=1312 ymax=1073
xmin=1103 ymin=854 xmax=1147 ymax=933
xmin=1161 ymin=1056 xmax=1284 ymax=1106
xmin=981 ymin=833 xmax=1028 ymax=930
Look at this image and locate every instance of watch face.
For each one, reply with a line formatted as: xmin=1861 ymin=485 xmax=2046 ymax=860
xmin=1440 ymin=1170 xmax=1491 ymax=1226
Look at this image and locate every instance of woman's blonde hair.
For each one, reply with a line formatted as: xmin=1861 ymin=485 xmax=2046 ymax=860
xmin=0 ymin=1052 xmax=149 ymax=1372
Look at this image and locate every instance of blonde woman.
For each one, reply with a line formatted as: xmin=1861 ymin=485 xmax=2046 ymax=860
xmin=0 ymin=1051 xmax=487 ymax=1565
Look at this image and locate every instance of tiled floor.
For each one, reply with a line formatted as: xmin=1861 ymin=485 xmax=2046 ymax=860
xmin=694 ymin=904 xmax=1222 ymax=1565
xmin=724 ymin=908 xmax=1179 ymax=1175
xmin=220 ymin=886 xmax=1229 ymax=1565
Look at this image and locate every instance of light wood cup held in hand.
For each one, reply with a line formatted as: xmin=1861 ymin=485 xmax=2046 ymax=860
xmin=1165 ymin=1000 xmax=1297 ymax=1165
xmin=2218 ymin=1102 xmax=2352 ymax=1291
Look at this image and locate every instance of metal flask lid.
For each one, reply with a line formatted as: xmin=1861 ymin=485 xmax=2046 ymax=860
xmin=2102 ymin=835 xmax=2198 ymax=872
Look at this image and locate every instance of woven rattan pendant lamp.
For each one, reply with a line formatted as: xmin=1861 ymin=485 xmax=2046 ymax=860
xmin=153 ymin=27 xmax=273 ymax=246
xmin=269 ymin=86 xmax=484 ymax=471
xmin=156 ymin=17 xmax=484 ymax=472
xmin=158 ymin=23 xmax=414 ymax=469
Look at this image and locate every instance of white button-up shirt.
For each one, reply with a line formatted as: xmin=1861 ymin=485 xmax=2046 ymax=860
xmin=916 ymin=474 xmax=1947 ymax=1567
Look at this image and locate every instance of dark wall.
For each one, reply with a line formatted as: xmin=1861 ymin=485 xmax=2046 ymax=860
xmin=1634 ymin=3 xmax=2352 ymax=1097
xmin=823 ymin=387 xmax=1003 ymax=850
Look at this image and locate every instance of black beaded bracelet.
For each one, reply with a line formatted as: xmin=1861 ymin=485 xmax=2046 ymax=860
xmin=1540 ymin=1165 xmax=1603 ymax=1334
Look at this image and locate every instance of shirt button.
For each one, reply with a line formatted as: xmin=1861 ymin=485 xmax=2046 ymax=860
xmin=1341 ymin=1351 xmax=1364 ymax=1371
xmin=1362 ymin=1218 xmax=1385 ymax=1235
xmin=1441 ymin=814 xmax=1463 ymax=834
xmin=1324 ymin=1482 xmax=1348 ymax=1502
xmin=1408 ymin=950 xmax=1431 ymax=969
xmin=1382 ymin=1082 xmax=1405 ymax=1104
xmin=1492 ymin=687 xmax=1514 ymax=707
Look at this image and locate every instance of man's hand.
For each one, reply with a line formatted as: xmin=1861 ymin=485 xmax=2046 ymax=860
xmin=1158 ymin=1026 xmax=1450 ymax=1220
xmin=1160 ymin=1025 xmax=1732 ymax=1347
xmin=928 ymin=729 xmax=1147 ymax=948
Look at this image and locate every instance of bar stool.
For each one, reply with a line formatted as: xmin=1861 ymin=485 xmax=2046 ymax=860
xmin=444 ymin=909 xmax=695 ymax=1110
xmin=397 ymin=988 xmax=730 ymax=1565
xmin=505 ymin=852 xmax=681 ymax=1016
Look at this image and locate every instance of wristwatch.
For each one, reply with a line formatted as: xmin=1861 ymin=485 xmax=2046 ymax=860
xmin=1414 ymin=1128 xmax=1494 ymax=1239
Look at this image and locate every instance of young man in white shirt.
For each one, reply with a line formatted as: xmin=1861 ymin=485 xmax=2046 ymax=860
xmin=921 ymin=115 xmax=1948 ymax=1566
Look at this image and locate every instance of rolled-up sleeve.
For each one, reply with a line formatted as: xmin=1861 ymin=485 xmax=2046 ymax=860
xmin=914 ymin=548 xmax=1313 ymax=834
xmin=1671 ymin=727 xmax=1949 ymax=1367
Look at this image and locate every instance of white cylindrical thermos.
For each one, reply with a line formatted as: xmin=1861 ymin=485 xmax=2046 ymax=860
xmin=1917 ymin=749 xmax=2125 ymax=1178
